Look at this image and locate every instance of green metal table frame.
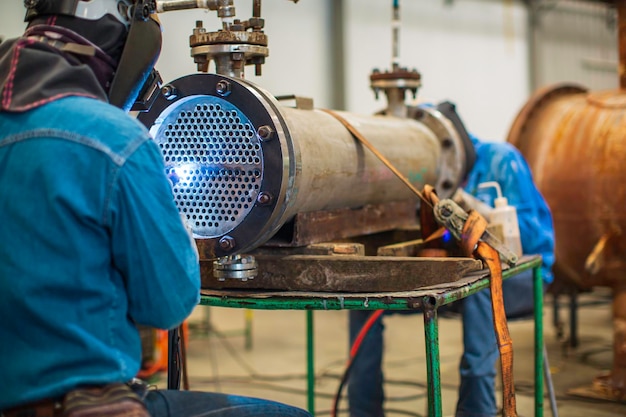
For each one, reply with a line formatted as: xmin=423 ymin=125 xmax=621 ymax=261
xmin=198 ymin=256 xmax=544 ymax=417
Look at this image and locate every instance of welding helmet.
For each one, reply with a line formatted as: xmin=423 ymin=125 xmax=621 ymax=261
xmin=24 ymin=0 xmax=162 ymax=111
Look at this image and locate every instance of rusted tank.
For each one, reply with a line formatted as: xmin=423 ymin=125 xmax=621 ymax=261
xmin=507 ymin=83 xmax=626 ymax=400
xmin=509 ymin=84 xmax=626 ymax=289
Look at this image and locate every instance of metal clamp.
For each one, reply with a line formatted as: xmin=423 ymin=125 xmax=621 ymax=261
xmin=433 ymin=198 xmax=519 ymax=266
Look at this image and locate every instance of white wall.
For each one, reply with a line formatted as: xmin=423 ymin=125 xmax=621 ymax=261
xmin=0 ymin=2 xmax=29 ymax=40
xmin=531 ymin=1 xmax=618 ymax=91
xmin=344 ymin=0 xmax=530 ymax=142
xmin=174 ymin=0 xmax=530 ymax=142
xmin=0 ymin=1 xmax=334 ymax=107
xmin=157 ymin=1 xmax=335 ymax=108
xmin=0 ymin=0 xmax=528 ymax=141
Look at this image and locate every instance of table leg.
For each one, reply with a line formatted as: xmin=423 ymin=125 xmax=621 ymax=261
xmin=424 ymin=302 xmax=442 ymax=417
xmin=534 ymin=266 xmax=544 ymax=417
xmin=307 ymin=310 xmax=315 ymax=415
xmin=167 ymin=327 xmax=181 ymax=390
xmin=244 ymin=309 xmax=254 ymax=350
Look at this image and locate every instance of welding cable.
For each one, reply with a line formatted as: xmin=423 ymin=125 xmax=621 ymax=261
xmin=331 ymin=309 xmax=385 ymax=417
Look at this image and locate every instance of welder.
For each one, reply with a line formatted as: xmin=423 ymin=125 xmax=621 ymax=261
xmin=0 ymin=1 xmax=311 ymax=416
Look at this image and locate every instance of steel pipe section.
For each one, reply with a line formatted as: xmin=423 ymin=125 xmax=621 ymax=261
xmin=139 ymin=73 xmax=467 ymax=258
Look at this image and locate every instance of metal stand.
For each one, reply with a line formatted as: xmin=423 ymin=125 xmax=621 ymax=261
xmin=167 ymin=327 xmax=181 ymax=390
xmin=199 ymin=256 xmax=544 ymax=417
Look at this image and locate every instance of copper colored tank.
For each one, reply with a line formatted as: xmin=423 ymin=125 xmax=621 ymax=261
xmin=507 ymin=84 xmax=626 ymax=400
xmin=508 ymin=84 xmax=626 ymax=289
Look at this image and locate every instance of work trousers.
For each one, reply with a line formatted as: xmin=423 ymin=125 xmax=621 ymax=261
xmin=141 ymin=389 xmax=312 ymax=417
xmin=348 ymin=269 xmax=537 ymax=417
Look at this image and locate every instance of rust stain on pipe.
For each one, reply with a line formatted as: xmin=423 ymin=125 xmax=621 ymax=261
xmin=508 ymin=86 xmax=626 ymax=289
xmin=509 ymin=10 xmax=626 ymax=388
xmin=507 ymin=84 xmax=626 ymax=400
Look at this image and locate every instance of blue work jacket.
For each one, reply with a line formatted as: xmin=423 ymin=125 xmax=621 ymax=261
xmin=464 ymin=135 xmax=555 ymax=283
xmin=0 ymin=96 xmax=200 ymax=409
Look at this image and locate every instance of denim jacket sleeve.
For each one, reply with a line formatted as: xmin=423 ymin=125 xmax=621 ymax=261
xmin=483 ymin=143 xmax=556 ymax=283
xmin=109 ymin=139 xmax=200 ymax=330
xmin=465 ymin=139 xmax=555 ymax=283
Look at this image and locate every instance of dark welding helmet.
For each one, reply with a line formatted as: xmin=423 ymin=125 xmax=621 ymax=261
xmin=24 ymin=0 xmax=162 ymax=111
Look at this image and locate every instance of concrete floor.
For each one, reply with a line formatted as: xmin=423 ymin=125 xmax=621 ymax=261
xmin=161 ymin=288 xmax=626 ymax=417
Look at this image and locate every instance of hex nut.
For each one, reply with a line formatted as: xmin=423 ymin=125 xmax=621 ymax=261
xmin=216 ymin=80 xmax=231 ymax=97
xmin=256 ymin=192 xmax=273 ymax=205
xmin=257 ymin=125 xmax=274 ymax=141
xmin=219 ymin=236 xmax=236 ymax=250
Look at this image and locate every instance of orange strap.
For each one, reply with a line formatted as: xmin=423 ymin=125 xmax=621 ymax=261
xmin=321 ymin=108 xmax=518 ymax=416
xmin=423 ymin=196 xmax=517 ymax=416
xmin=463 ymin=213 xmax=518 ymax=417
xmin=419 ymin=185 xmax=442 ymax=247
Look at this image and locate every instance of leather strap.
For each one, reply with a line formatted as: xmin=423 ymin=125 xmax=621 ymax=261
xmin=419 ymin=185 xmax=443 ymax=246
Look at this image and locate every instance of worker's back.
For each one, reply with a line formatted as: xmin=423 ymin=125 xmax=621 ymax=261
xmin=0 ymin=96 xmax=200 ymax=409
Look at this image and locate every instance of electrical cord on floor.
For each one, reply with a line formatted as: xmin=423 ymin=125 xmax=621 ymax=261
xmin=321 ymin=371 xmax=428 ymax=402
xmin=189 ymin=376 xmax=338 ymax=397
xmin=188 ymin=373 xmax=429 ymax=403
xmin=317 ymin=408 xmax=423 ymax=417
xmin=331 ymin=309 xmax=385 ymax=417
xmin=206 ymin=325 xmax=222 ymax=392
xmin=188 ymin=376 xmax=426 ymax=417
xmin=187 ymin=318 xmax=432 ymax=390
xmin=184 ymin=315 xmax=439 ymax=412
xmin=185 ymin=310 xmax=387 ymax=415
xmin=204 ymin=324 xmax=313 ymax=381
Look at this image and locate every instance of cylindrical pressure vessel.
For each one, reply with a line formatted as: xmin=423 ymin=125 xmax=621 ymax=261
xmin=139 ymin=73 xmax=469 ymax=258
xmin=508 ymin=83 xmax=626 ymax=400
xmin=508 ymin=84 xmax=626 ymax=289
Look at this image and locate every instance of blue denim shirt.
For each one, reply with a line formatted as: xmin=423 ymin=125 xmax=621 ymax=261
xmin=464 ymin=135 xmax=555 ymax=283
xmin=0 ymin=97 xmax=201 ymax=409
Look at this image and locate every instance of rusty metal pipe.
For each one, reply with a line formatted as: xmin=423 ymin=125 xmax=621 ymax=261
xmin=156 ymin=0 xmax=217 ymax=13
xmin=253 ymin=0 xmax=261 ymax=18
xmin=508 ymin=85 xmax=626 ymax=289
xmin=587 ymin=284 xmax=626 ymax=400
xmin=610 ymin=285 xmax=626 ymax=396
xmin=508 ymin=83 xmax=626 ymax=400
xmin=392 ymin=0 xmax=400 ymax=71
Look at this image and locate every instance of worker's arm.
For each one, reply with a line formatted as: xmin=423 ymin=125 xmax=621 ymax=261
xmin=492 ymin=144 xmax=556 ymax=282
xmin=108 ymin=139 xmax=200 ymax=330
